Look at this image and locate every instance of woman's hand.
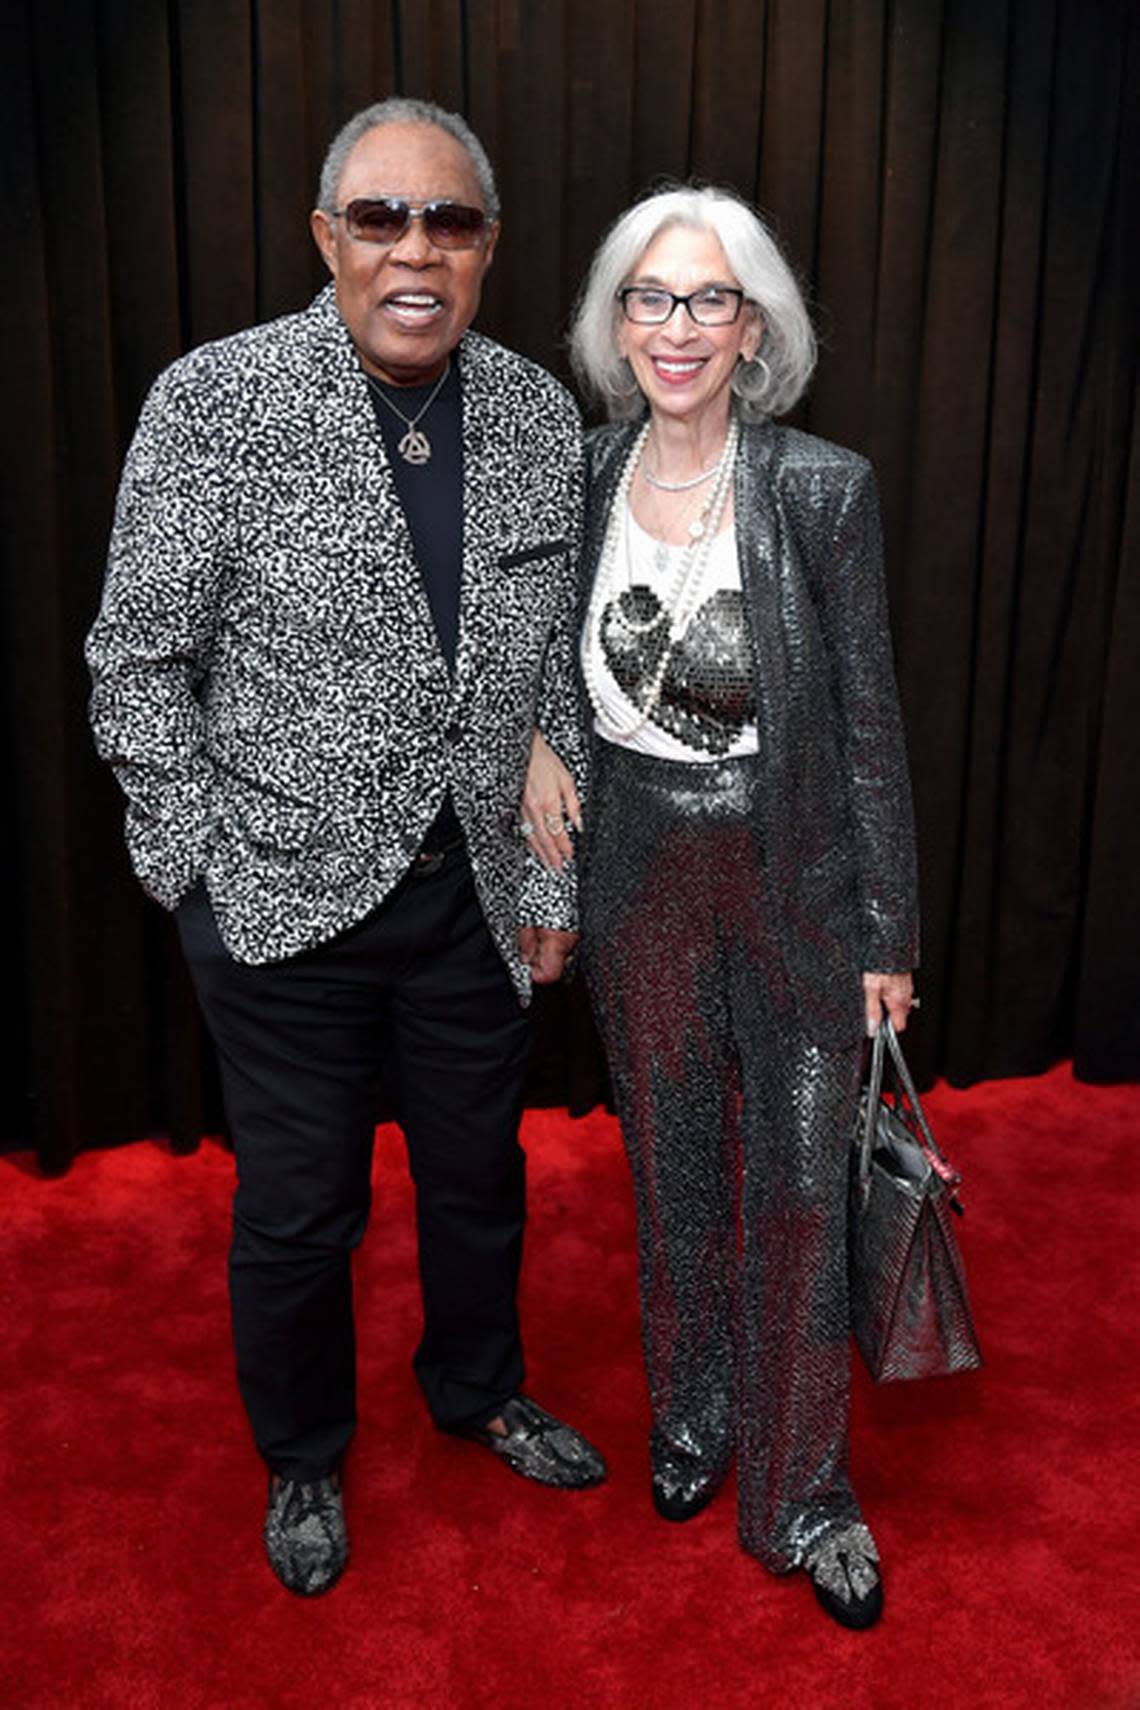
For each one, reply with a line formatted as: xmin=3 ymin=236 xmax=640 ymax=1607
xmin=862 ymin=970 xmax=915 ymax=1036
xmin=521 ymin=730 xmax=582 ymax=872
xmin=517 ymin=925 xmax=579 ymax=984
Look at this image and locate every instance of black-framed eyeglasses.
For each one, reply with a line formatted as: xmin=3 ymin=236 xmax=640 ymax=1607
xmin=617 ymin=285 xmax=747 ymax=326
xmin=328 ymin=197 xmax=488 ymax=249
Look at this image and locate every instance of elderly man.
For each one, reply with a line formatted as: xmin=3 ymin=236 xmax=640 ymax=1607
xmin=86 ymin=97 xmax=600 ymax=1596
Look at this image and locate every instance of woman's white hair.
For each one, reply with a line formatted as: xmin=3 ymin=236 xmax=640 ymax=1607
xmin=569 ymin=184 xmax=816 ymax=420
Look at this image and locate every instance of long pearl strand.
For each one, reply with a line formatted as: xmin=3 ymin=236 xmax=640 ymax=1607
xmin=584 ymin=416 xmax=739 ymax=742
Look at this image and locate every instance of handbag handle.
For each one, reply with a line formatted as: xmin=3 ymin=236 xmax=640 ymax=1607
xmin=856 ymin=1024 xmax=888 ymax=1203
xmin=857 ymin=1017 xmax=963 ymax=1208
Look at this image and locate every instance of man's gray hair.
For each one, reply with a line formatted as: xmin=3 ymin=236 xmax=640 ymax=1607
xmin=317 ymin=97 xmax=500 ymax=221
xmin=569 ymin=185 xmax=816 ymax=421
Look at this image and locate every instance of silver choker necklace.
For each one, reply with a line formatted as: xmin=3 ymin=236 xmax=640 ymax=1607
xmin=365 ymin=359 xmax=451 ymax=465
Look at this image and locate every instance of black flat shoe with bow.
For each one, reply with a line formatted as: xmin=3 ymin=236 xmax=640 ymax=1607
xmin=804 ymin=1523 xmax=884 ymax=1630
xmin=651 ymin=1451 xmax=728 ymax=1522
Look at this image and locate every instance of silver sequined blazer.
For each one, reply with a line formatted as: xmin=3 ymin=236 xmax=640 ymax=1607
xmin=582 ymin=419 xmax=919 ymax=1047
xmin=86 ymin=287 xmax=586 ymax=998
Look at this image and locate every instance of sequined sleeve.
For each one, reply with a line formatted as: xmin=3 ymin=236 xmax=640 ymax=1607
xmin=813 ymin=460 xmax=919 ymax=971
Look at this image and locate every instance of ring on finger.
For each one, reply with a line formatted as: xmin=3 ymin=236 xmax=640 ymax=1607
xmin=543 ymin=812 xmax=565 ymax=834
xmin=518 ymin=819 xmax=535 ymax=839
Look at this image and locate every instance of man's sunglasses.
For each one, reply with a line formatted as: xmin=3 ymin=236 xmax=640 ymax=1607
xmin=328 ymin=197 xmax=488 ymax=250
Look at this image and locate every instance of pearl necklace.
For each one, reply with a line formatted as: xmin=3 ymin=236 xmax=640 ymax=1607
xmin=642 ymin=456 xmax=720 ymax=492
xmin=585 ymin=416 xmax=739 ymax=741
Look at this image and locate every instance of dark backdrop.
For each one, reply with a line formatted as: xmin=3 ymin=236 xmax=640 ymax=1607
xmin=2 ymin=0 xmax=1136 ymax=1171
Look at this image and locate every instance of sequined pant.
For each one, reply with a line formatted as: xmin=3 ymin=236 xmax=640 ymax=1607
xmin=582 ymin=743 xmax=865 ymax=1571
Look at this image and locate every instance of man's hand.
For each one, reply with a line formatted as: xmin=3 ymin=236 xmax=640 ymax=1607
xmin=518 ymin=927 xmax=580 ymax=984
xmin=862 ymin=970 xmax=915 ymax=1036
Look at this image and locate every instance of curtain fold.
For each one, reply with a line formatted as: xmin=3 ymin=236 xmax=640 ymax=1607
xmin=3 ymin=0 xmax=1135 ymax=1168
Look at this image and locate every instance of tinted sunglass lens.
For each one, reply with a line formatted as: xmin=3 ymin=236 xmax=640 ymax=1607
xmin=342 ymin=198 xmax=486 ymax=248
xmin=346 ymin=199 xmax=409 ymax=242
xmin=423 ymin=204 xmax=486 ymax=247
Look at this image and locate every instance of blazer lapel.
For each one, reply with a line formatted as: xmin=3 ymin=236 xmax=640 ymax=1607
xmin=451 ymin=335 xmax=525 ymax=701
xmin=580 ymin=423 xmax=640 ymax=611
xmin=734 ymin=417 xmax=787 ymax=779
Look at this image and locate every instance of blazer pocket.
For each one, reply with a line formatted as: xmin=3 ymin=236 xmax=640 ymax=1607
xmin=498 ymin=539 xmax=572 ymax=572
xmin=214 ymin=763 xmax=318 ymax=855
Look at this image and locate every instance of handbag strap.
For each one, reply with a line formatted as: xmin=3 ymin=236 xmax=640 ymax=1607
xmin=857 ymin=1017 xmax=963 ymax=1205
xmin=856 ymin=1024 xmax=887 ymax=1202
xmin=881 ymin=1018 xmax=954 ymax=1176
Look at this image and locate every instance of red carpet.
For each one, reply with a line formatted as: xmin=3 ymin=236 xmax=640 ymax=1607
xmin=1 ymin=1065 xmax=1138 ymax=1709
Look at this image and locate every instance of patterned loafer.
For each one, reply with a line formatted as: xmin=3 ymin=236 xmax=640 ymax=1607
xmin=264 ymin=1474 xmax=348 ymax=1596
xmin=805 ymin=1522 xmax=883 ymax=1629
xmin=461 ymin=1394 xmax=607 ymax=1489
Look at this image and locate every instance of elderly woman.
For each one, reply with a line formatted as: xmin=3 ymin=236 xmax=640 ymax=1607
xmin=524 ymin=186 xmax=918 ymax=1628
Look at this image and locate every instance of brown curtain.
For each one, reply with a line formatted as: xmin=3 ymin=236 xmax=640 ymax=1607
xmin=2 ymin=0 xmax=1136 ymax=1171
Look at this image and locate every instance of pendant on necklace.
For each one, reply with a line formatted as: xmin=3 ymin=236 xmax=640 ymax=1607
xmin=398 ymin=426 xmax=432 ymax=465
xmin=688 ymin=517 xmax=706 ymax=540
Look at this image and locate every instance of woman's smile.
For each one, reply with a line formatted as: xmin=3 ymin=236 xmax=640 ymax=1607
xmin=618 ymin=225 xmax=760 ymax=429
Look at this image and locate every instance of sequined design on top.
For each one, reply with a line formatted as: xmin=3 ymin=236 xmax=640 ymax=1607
xmin=582 ymin=743 xmax=867 ymax=1572
xmin=584 ymin=505 xmax=759 ymax=762
xmin=85 ymin=286 xmax=586 ymax=997
xmin=599 ymin=583 xmax=756 ymax=755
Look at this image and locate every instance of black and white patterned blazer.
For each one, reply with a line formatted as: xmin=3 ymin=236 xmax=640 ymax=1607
xmin=86 ymin=286 xmax=586 ymax=998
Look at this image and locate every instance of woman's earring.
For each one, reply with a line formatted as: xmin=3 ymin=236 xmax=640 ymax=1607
xmin=734 ymin=353 xmax=772 ymax=399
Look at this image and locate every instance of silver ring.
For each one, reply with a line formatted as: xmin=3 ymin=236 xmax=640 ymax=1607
xmin=543 ymin=812 xmax=565 ymax=834
xmin=518 ymin=819 xmax=535 ymax=839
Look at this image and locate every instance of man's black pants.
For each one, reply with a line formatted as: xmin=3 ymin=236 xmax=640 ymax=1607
xmin=176 ymin=850 xmax=532 ymax=1482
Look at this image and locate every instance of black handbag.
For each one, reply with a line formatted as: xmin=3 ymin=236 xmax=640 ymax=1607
xmin=849 ymin=1018 xmax=983 ymax=1383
